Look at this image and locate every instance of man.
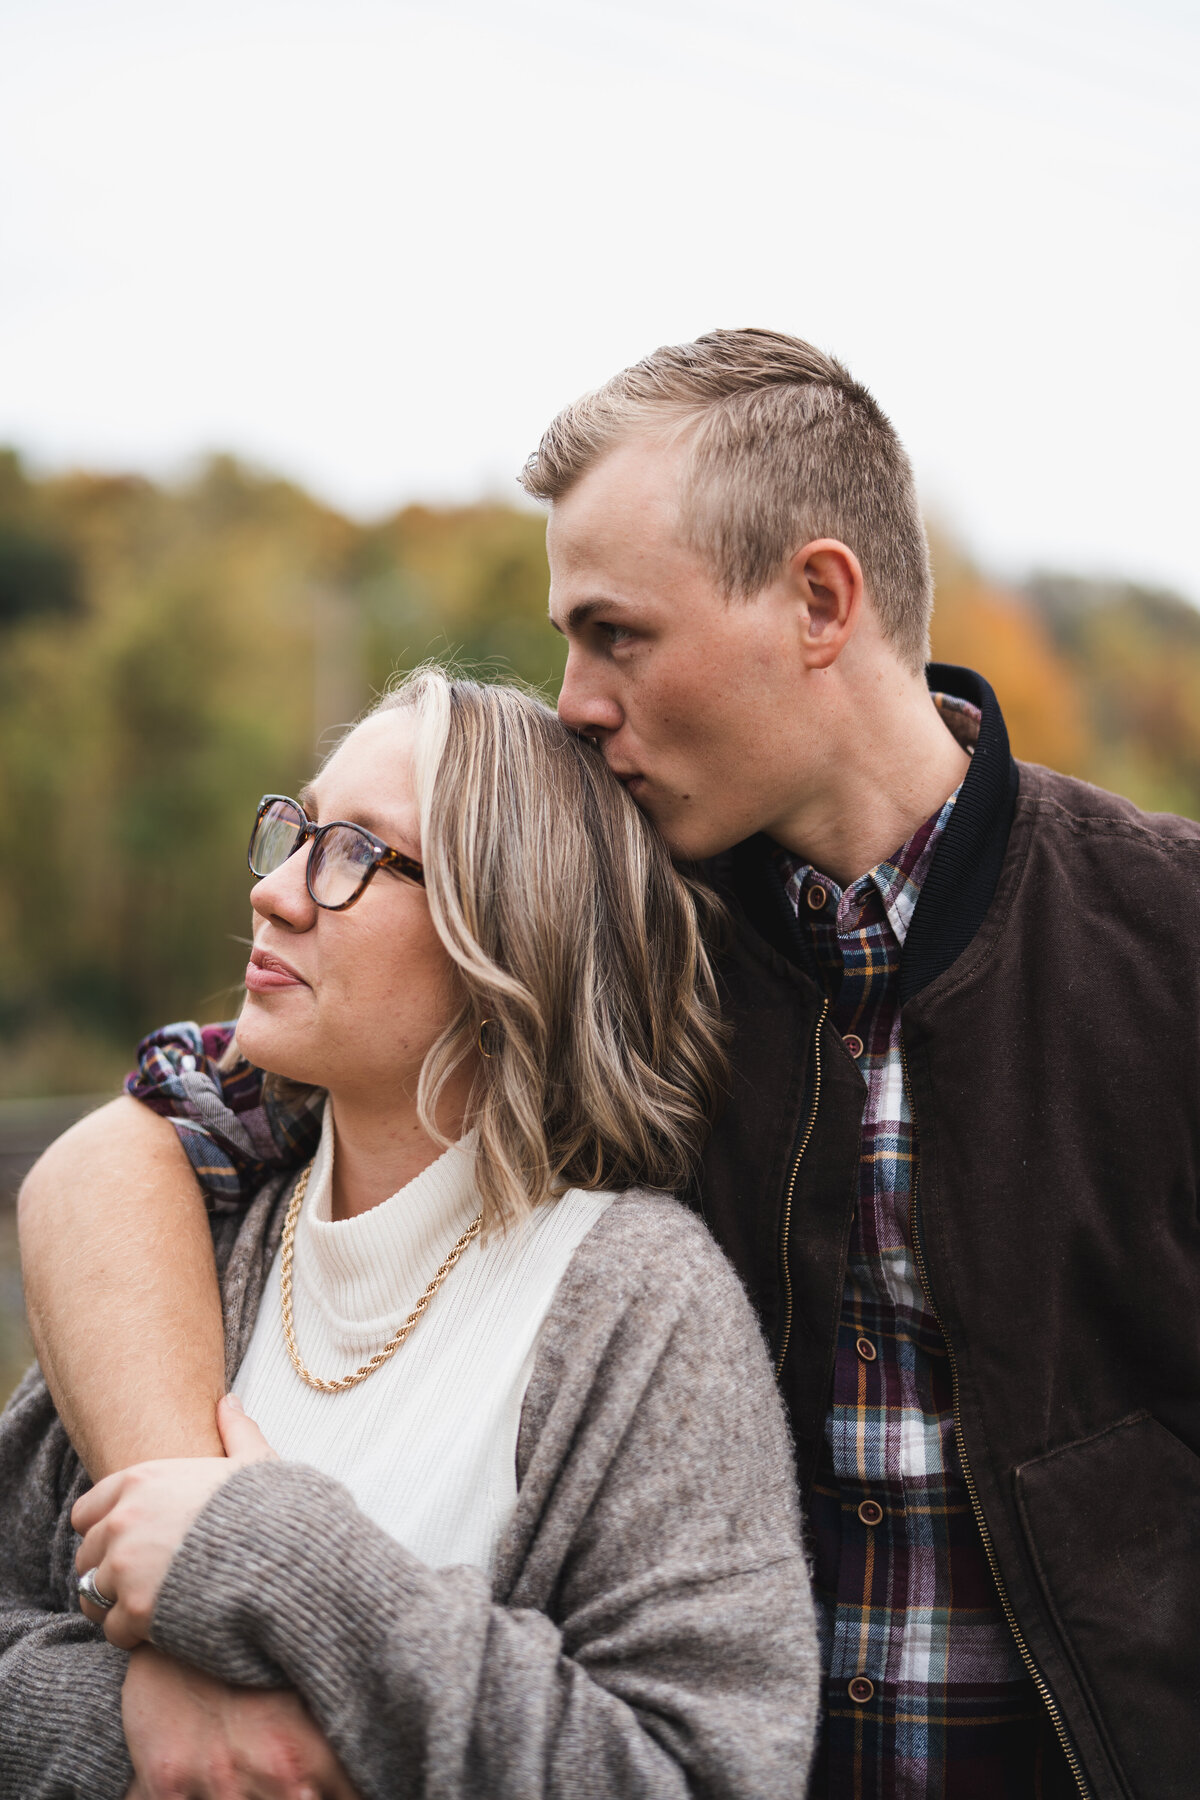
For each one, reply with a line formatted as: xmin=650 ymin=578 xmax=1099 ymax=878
xmin=20 ymin=330 xmax=1198 ymax=1800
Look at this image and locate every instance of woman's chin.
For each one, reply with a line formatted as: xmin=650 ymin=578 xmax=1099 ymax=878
xmin=235 ymin=1009 xmax=322 ymax=1089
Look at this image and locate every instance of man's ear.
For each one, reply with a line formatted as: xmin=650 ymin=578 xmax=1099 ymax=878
xmin=790 ymin=539 xmax=863 ymax=669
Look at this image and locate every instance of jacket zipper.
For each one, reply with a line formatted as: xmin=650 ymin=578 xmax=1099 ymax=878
xmin=774 ymin=999 xmax=829 ymax=1380
xmin=899 ymin=1039 xmax=1092 ymax=1800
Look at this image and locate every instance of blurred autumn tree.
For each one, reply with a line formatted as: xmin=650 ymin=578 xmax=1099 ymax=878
xmin=927 ymin=529 xmax=1092 ymax=775
xmin=0 ymin=451 xmax=556 ymax=1096
xmin=928 ymin=525 xmax=1200 ymax=819
xmin=1 ymin=451 xmax=1198 ymax=1099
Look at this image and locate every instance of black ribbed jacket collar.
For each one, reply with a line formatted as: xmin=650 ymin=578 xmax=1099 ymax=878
xmin=712 ymin=663 xmax=1019 ymax=1000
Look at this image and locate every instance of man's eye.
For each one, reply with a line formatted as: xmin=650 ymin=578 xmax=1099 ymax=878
xmin=598 ymin=622 xmax=633 ymax=647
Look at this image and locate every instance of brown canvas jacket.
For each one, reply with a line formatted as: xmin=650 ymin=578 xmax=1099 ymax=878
xmin=697 ymin=663 xmax=1200 ymax=1800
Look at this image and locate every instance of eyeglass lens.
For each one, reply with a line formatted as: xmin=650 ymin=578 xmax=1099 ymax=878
xmin=308 ymin=824 xmax=376 ymax=907
xmin=250 ymin=800 xmax=306 ymax=876
xmin=249 ymin=799 xmax=377 ymax=908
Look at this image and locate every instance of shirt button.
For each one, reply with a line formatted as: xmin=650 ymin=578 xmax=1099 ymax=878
xmin=858 ymin=1500 xmax=884 ymax=1526
xmin=843 ymin=1033 xmax=864 ymax=1058
xmin=856 ymin=1336 xmax=877 ymax=1363
xmin=848 ymin=1675 xmax=875 ymax=1704
xmin=806 ymin=883 xmax=827 ymax=911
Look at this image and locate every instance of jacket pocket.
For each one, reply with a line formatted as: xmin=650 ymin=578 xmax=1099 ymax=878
xmin=1015 ymin=1410 xmax=1200 ymax=1800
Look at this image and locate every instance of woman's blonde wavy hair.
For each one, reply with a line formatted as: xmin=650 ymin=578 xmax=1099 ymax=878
xmin=370 ymin=666 xmax=729 ymax=1230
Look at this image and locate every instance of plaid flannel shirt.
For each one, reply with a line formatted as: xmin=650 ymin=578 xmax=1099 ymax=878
xmin=779 ymin=694 xmax=1071 ymax=1800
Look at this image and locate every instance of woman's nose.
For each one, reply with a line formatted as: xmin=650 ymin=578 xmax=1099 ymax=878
xmin=249 ymin=850 xmax=317 ymax=930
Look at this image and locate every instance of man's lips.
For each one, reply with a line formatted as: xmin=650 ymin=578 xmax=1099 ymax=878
xmin=245 ymin=947 xmax=308 ymax=992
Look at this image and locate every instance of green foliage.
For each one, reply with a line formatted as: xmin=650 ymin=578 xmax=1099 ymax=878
xmin=0 ymin=454 xmax=555 ymax=1095
xmin=0 ymin=528 xmax=82 ymax=625
xmin=1025 ymin=575 xmax=1200 ymax=816
xmin=1 ymin=455 xmax=1197 ymax=1100
xmin=929 ymin=537 xmax=1200 ymax=821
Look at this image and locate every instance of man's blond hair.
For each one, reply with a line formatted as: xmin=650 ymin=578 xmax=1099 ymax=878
xmin=521 ymin=327 xmax=933 ymax=672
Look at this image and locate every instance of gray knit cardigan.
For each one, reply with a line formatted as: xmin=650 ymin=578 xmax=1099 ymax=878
xmin=0 ymin=1175 xmax=819 ymax=1800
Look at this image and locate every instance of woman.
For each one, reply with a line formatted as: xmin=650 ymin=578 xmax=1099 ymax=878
xmin=0 ymin=669 xmax=818 ymax=1799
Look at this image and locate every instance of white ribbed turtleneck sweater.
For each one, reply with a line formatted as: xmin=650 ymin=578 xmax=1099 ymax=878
xmin=232 ymin=1101 xmax=615 ymax=1574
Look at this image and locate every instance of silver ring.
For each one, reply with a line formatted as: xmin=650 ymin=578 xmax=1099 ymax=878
xmin=77 ymin=1567 xmax=117 ymax=1612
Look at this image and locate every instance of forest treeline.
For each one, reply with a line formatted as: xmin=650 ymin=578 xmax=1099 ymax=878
xmin=2 ymin=447 xmax=1198 ymax=1098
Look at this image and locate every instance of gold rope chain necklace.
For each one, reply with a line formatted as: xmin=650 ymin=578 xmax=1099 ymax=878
xmin=280 ymin=1160 xmax=484 ymax=1394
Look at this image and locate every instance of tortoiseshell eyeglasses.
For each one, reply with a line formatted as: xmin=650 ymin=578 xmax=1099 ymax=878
xmin=247 ymin=795 xmax=425 ymax=912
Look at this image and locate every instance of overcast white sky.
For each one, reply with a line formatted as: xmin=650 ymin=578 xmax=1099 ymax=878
xmin=2 ymin=0 xmax=1197 ymax=599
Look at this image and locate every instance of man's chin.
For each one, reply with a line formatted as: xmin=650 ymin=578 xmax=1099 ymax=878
xmin=657 ymin=815 xmax=748 ymax=866
xmin=617 ymin=774 xmax=749 ymax=863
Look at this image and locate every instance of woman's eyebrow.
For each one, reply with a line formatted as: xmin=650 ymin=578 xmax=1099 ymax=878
xmin=367 ymin=814 xmax=424 ymax=860
xmin=299 ymin=783 xmax=416 ymax=850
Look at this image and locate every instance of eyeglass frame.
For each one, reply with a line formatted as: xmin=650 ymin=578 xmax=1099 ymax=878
xmin=247 ymin=794 xmax=425 ymax=912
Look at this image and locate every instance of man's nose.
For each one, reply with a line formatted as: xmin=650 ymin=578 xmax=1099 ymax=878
xmin=557 ymin=649 xmax=624 ymax=739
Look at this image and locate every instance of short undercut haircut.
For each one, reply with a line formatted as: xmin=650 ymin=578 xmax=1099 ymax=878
xmin=521 ymin=327 xmax=934 ymax=672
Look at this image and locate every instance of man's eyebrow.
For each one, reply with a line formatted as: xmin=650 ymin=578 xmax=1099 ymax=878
xmin=552 ymin=597 xmax=629 ymax=635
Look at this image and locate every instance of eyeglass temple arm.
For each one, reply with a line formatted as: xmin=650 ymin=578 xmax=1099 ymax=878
xmin=378 ymin=846 xmax=425 ymax=886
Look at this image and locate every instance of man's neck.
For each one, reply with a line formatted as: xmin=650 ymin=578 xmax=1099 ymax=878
xmin=770 ymin=678 xmax=971 ymax=888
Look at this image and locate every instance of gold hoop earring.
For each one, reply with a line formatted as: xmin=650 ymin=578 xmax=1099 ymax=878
xmin=478 ymin=1018 xmax=497 ymax=1058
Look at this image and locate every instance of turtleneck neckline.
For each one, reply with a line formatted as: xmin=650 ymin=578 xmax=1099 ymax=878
xmin=293 ymin=1097 xmax=482 ymax=1348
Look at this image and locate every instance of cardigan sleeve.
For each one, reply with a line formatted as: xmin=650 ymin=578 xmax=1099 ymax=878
xmin=149 ymin=1198 xmax=820 ymax=1800
xmin=0 ymin=1369 xmax=132 ymax=1800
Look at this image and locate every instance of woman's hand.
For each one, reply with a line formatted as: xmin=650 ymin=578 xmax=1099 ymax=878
xmin=122 ymin=1644 xmax=361 ymax=1799
xmin=72 ymin=1394 xmax=276 ymax=1650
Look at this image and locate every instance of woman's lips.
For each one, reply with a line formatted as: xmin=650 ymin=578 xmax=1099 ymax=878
xmin=245 ymin=950 xmax=307 ymax=992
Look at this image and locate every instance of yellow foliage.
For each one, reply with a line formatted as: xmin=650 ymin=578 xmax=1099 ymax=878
xmin=931 ymin=574 xmax=1092 ymax=775
xmin=2 ymin=464 xmax=1199 ymax=1098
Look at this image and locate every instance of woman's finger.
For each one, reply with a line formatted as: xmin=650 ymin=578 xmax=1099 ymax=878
xmin=79 ymin=1557 xmax=147 ymax=1649
xmin=97 ymin=1597 xmax=145 ymax=1652
xmin=76 ymin=1558 xmax=141 ymax=1648
xmin=74 ymin=1516 xmax=111 ymax=1583
xmin=71 ymin=1466 xmax=126 ymax=1536
xmin=77 ymin=1588 xmax=114 ymax=1627
xmin=217 ymin=1393 xmax=278 ymax=1464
